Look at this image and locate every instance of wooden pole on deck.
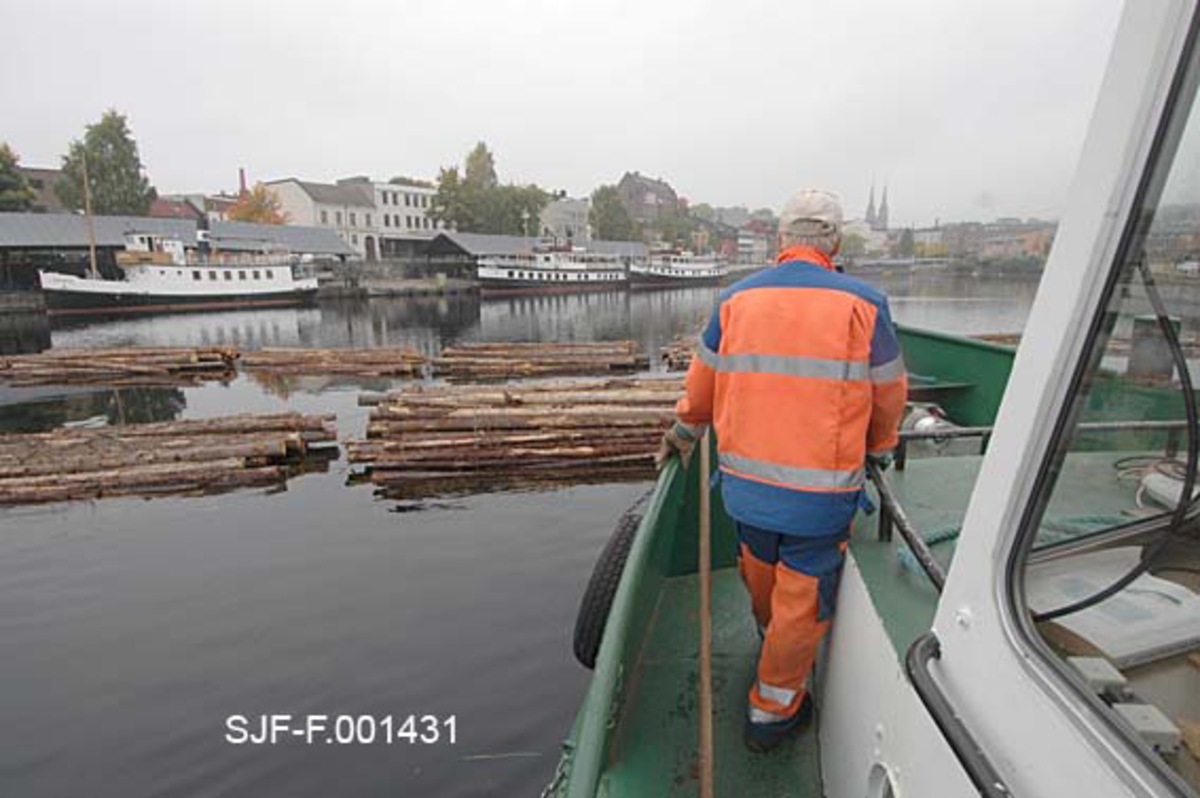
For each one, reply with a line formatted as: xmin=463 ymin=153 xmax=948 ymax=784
xmin=698 ymin=428 xmax=714 ymax=798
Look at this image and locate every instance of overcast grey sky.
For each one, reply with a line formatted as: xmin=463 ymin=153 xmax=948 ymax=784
xmin=1 ymin=0 xmax=1123 ymax=226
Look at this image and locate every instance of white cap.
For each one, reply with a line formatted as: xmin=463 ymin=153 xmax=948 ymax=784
xmin=779 ymin=189 xmax=843 ymax=239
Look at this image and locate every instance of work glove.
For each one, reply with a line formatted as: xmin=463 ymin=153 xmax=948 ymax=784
xmin=655 ymin=422 xmax=700 ymax=470
xmin=866 ymin=451 xmax=894 ymax=471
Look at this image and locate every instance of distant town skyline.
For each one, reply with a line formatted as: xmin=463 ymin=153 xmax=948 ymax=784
xmin=1 ymin=0 xmax=1123 ymax=228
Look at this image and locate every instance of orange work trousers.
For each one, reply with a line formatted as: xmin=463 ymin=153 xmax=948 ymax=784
xmin=736 ymin=522 xmax=848 ymax=725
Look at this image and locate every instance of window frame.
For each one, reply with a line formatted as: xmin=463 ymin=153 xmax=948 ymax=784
xmin=1001 ymin=8 xmax=1200 ymax=794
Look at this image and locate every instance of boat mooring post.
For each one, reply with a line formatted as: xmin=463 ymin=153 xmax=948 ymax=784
xmin=698 ymin=429 xmax=714 ymax=798
xmin=81 ymin=151 xmax=100 ymax=280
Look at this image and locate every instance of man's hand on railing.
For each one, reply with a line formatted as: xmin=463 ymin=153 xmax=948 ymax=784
xmin=655 ymin=422 xmax=699 ymax=470
xmin=866 ymin=451 xmax=894 ymax=472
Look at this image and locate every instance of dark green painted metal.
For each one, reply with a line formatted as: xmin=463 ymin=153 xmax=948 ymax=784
xmin=559 ymin=440 xmax=811 ymax=797
xmin=855 ymin=452 xmax=1157 ymax=659
xmin=897 ymin=325 xmax=1016 ymax=427
xmin=601 ymin=570 xmax=821 ymax=796
xmin=558 ymin=326 xmax=1187 ymax=795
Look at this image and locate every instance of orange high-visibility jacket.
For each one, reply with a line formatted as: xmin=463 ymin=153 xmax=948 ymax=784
xmin=675 ymin=245 xmax=908 ymax=536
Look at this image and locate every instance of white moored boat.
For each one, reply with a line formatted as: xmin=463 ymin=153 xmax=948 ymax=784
xmin=629 ymin=249 xmax=726 ymax=287
xmin=476 ymin=247 xmax=626 ymax=294
xmin=38 ymin=232 xmax=318 ymax=316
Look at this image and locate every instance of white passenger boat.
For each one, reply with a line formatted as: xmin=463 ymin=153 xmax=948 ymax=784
xmin=38 ymin=233 xmax=318 ymax=316
xmin=629 ymin=249 xmax=726 ymax=287
xmin=476 ymin=248 xmax=626 ymax=294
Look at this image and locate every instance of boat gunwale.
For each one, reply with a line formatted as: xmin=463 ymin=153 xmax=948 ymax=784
xmin=564 ymin=458 xmax=682 ymax=798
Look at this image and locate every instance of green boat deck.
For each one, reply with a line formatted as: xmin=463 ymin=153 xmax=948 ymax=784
xmin=556 ymin=330 xmax=1186 ymax=797
xmin=855 ymin=450 xmax=1155 ymax=657
xmin=603 ymin=569 xmax=821 ymax=797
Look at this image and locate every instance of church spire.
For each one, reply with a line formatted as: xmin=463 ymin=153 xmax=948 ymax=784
xmin=865 ymin=182 xmax=877 ymax=228
xmin=877 ymin=185 xmax=890 ymax=231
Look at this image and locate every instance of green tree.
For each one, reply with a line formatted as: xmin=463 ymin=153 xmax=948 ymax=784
xmin=491 ymin=183 xmax=549 ymax=236
xmin=841 ymin=232 xmax=866 ymax=258
xmin=891 ymin=228 xmax=915 ymax=258
xmin=589 ymin=185 xmax=637 ymax=240
xmin=431 ymin=143 xmax=549 ymax=236
xmin=227 ymin=184 xmax=289 ymax=224
xmin=653 ymin=208 xmax=698 ymax=247
xmin=56 ymin=110 xmax=157 ymax=215
xmin=0 ymin=143 xmax=35 ymax=212
xmin=464 ymin=142 xmax=498 ymax=190
xmin=690 ymin=202 xmax=715 ymax=223
xmin=431 ymin=166 xmax=475 ymax=231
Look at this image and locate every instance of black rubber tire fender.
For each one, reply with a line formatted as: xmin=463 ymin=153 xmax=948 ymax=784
xmin=572 ymin=510 xmax=642 ymax=669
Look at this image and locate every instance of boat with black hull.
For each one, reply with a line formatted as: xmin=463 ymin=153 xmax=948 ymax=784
xmin=629 ymin=250 xmax=726 ymax=288
xmin=476 ymin=248 xmax=626 ymax=294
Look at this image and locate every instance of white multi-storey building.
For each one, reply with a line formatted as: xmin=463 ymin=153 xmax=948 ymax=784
xmin=267 ymin=175 xmax=448 ymax=260
xmin=265 ymin=178 xmax=378 ymax=259
xmin=348 ymin=177 xmax=446 ymax=258
xmin=736 ymin=227 xmax=770 ymax=264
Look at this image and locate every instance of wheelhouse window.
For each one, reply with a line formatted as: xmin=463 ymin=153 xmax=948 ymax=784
xmin=1010 ymin=45 xmax=1200 ymax=793
xmin=223 ymin=271 xmax=232 ymax=280
xmin=238 ymin=271 xmax=246 ymax=280
xmin=252 ymin=270 xmax=261 ymax=280
xmin=192 ymin=271 xmax=201 ymax=280
xmin=208 ymin=271 xmax=218 ymax=281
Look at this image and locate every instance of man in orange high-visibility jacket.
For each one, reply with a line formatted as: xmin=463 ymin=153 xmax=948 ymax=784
xmin=657 ymin=189 xmax=907 ymax=753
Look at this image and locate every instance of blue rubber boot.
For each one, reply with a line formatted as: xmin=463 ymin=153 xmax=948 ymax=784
xmin=743 ymin=693 xmax=814 ymax=753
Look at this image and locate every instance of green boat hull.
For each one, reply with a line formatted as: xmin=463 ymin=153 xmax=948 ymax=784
xmin=551 ymin=326 xmax=1182 ymax=797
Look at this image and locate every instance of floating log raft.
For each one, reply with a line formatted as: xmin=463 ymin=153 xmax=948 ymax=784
xmin=349 ymin=378 xmax=683 ymax=496
xmin=240 ymin=347 xmax=427 ymax=377
xmin=432 ymin=342 xmax=649 ymax=380
xmin=0 ymin=412 xmax=337 ymax=506
xmin=660 ymin=336 xmax=697 ymax=372
xmin=0 ymin=347 xmax=239 ymax=387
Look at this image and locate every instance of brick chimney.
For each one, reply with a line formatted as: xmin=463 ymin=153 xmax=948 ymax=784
xmin=238 ymin=167 xmax=248 ymax=197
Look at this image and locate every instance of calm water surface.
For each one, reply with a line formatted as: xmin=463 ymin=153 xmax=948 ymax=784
xmin=0 ymin=270 xmax=1039 ymax=797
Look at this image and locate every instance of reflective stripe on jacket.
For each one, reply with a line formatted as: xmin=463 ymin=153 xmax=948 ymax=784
xmin=675 ymin=245 xmax=908 ymax=536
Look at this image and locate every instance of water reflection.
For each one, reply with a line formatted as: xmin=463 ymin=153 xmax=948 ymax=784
xmin=874 ymin=269 xmax=1039 ymax=335
xmin=34 ymin=270 xmax=1041 ymax=369
xmin=0 ymin=268 xmax=1048 ymax=798
xmin=0 ymin=312 xmax=51 ymax=356
xmin=0 ymin=386 xmax=186 ymax=433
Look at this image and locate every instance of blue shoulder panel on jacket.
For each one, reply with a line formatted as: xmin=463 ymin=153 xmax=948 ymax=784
xmin=722 ymin=260 xmax=887 ymax=308
xmin=869 ymin=299 xmax=902 ymax=365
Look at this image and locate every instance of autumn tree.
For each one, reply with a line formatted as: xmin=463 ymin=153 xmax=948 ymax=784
xmin=589 ymin=185 xmax=637 ymax=241
xmin=0 ymin=143 xmax=35 ymax=212
xmin=57 ymin=110 xmax=157 ymax=215
xmin=227 ymin=184 xmax=289 ymax=224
